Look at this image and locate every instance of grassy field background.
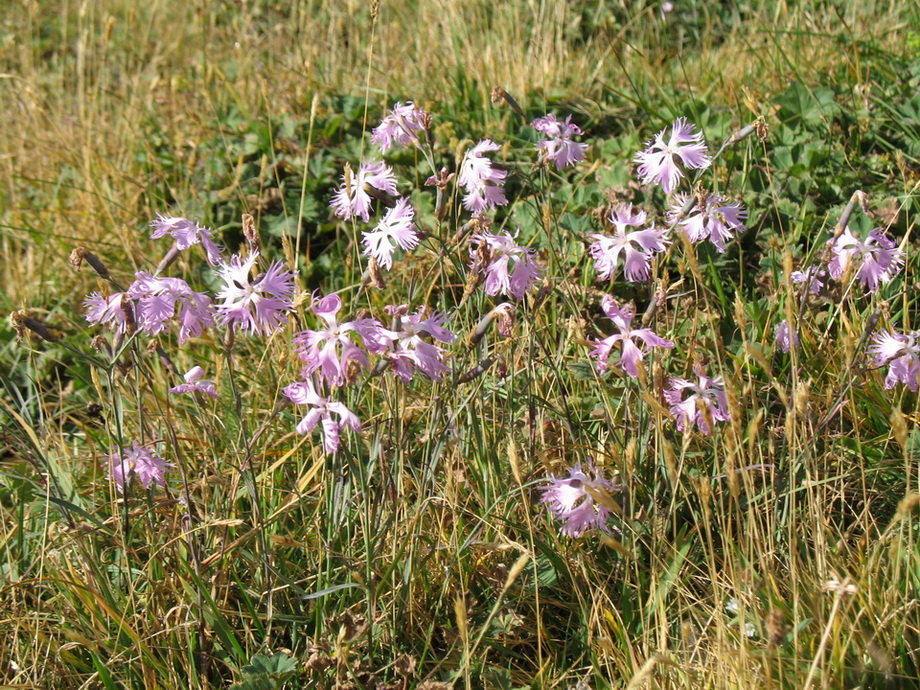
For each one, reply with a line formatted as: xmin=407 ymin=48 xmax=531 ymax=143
xmin=2 ymin=1 xmax=920 ymax=688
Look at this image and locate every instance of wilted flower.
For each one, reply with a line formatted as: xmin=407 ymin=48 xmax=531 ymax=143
xmin=588 ymin=204 xmax=669 ymax=282
xmin=169 ymin=365 xmax=218 ymax=398
xmin=361 ymin=197 xmax=419 ymax=270
xmin=381 ymin=306 xmax=455 ymax=381
xmin=128 ymin=272 xmax=214 ymax=343
xmin=827 ymin=226 xmax=904 ymax=293
xmin=590 ymin=296 xmax=674 ymax=377
xmin=468 ymin=230 xmax=543 ymax=300
xmin=371 ymin=101 xmax=428 ymax=151
xmin=213 ymin=253 xmax=295 ymax=336
xmin=634 ymin=117 xmax=710 ymax=193
xmin=774 ymin=319 xmax=798 ymax=353
xmin=541 ymin=464 xmax=619 ymax=537
xmin=150 ymin=214 xmax=224 ymax=265
xmin=283 ymin=380 xmax=361 ymax=454
xmin=110 ymin=441 xmax=173 ymax=490
xmin=664 ymin=367 xmax=730 ymax=434
xmin=869 ymin=328 xmax=920 ymax=391
xmin=331 ymin=160 xmax=398 ymax=222
xmin=458 ymin=139 xmax=508 ymax=213
xmin=531 ymin=113 xmax=588 ymax=170
xmin=668 ymin=192 xmax=747 ymax=252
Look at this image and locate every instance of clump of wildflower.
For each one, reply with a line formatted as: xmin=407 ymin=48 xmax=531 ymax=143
xmin=668 ymin=192 xmax=747 ymax=252
xmin=634 ymin=117 xmax=710 ymax=194
xmin=869 ymin=328 xmax=920 ymax=391
xmin=110 ymin=441 xmax=173 ymax=490
xmin=541 ymin=464 xmax=619 ymax=537
xmin=664 ymin=366 xmax=730 ymax=434
xmin=149 ymin=214 xmax=224 ymax=265
xmin=468 ymin=230 xmax=543 ymax=300
xmin=371 ymin=101 xmax=429 ymax=151
xmin=827 ymin=226 xmax=904 ymax=293
xmin=590 ymin=296 xmax=674 ymax=377
xmin=361 ymin=197 xmax=419 ymax=270
xmin=213 ymin=253 xmax=295 ymax=336
xmin=331 ymin=160 xmax=398 ymax=222
xmin=169 ymin=366 xmax=218 ymax=398
xmin=458 ymin=139 xmax=508 ymax=213
xmin=587 ymin=204 xmax=670 ymax=282
xmin=381 ymin=305 xmax=455 ymax=381
xmin=531 ymin=113 xmax=588 ymax=170
xmin=283 ymin=380 xmax=361 ymax=454
xmin=774 ymin=319 xmax=798 ymax=354
xmin=128 ymin=272 xmax=214 ymax=343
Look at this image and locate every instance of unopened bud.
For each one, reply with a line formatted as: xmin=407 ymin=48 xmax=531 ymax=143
xmin=10 ymin=310 xmax=60 ymax=343
xmin=458 ymin=355 xmax=495 ymax=383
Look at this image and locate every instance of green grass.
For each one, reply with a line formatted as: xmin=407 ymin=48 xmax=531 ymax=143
xmin=2 ymin=1 xmax=920 ymax=688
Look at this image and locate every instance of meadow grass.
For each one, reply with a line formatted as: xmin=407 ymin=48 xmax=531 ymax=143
xmin=2 ymin=1 xmax=920 ymax=688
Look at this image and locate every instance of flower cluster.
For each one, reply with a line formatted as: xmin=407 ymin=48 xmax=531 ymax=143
xmin=214 ymin=253 xmax=295 ymax=336
xmin=589 ymin=296 xmax=674 ymax=377
xmin=531 ymin=113 xmax=588 ymax=170
xmin=149 ymin=214 xmax=223 ymax=265
xmin=458 ymin=140 xmax=508 ymax=213
xmin=468 ymin=230 xmax=544 ymax=300
xmin=827 ymin=225 xmax=903 ymax=293
xmin=541 ymin=464 xmax=619 ymax=537
xmin=371 ymin=101 xmax=429 ymax=152
xmin=668 ymin=192 xmax=747 ymax=253
xmin=169 ymin=366 xmax=218 ymax=398
xmin=664 ymin=367 xmax=731 ymax=435
xmin=331 ymin=160 xmax=398 ymax=222
xmin=110 ymin=441 xmax=173 ymax=491
xmin=634 ymin=116 xmax=711 ymax=194
xmin=588 ymin=205 xmax=669 ymax=282
xmin=869 ymin=329 xmax=920 ymax=391
xmin=361 ymin=197 xmax=419 ymax=270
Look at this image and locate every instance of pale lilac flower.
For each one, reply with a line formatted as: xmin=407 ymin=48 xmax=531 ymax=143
xmin=664 ymin=367 xmax=730 ymax=434
xmin=149 ymin=214 xmax=223 ymax=265
xmin=283 ymin=380 xmax=361 ymax=454
xmin=361 ymin=197 xmax=419 ymax=270
xmin=541 ymin=464 xmax=619 ymax=538
xmin=590 ymin=296 xmax=674 ymax=377
xmin=531 ymin=113 xmax=589 ymax=170
xmin=214 ymin=253 xmax=295 ymax=335
xmin=469 ymin=230 xmax=543 ymax=300
xmin=84 ymin=292 xmax=132 ymax=332
xmin=668 ymin=193 xmax=747 ymax=252
xmin=381 ymin=305 xmax=455 ymax=382
xmin=458 ymin=139 xmax=508 ymax=213
xmin=331 ymin=160 xmax=398 ymax=222
xmin=869 ymin=329 xmax=920 ymax=391
xmin=371 ymin=101 xmax=428 ymax=151
xmin=587 ymin=204 xmax=669 ymax=282
xmin=827 ymin=226 xmax=904 ymax=293
xmin=110 ymin=441 xmax=173 ymax=490
xmin=792 ymin=266 xmax=827 ymax=295
xmin=634 ymin=117 xmax=710 ymax=194
xmin=169 ymin=366 xmax=218 ymax=398
xmin=774 ymin=319 xmax=798 ymax=354
xmin=294 ymin=293 xmax=391 ymax=387
xmin=128 ymin=272 xmax=214 ymax=343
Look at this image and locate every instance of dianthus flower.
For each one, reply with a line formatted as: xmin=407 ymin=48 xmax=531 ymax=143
xmin=664 ymin=367 xmax=730 ymax=434
xmin=541 ymin=464 xmax=619 ymax=537
xmin=827 ymin=226 xmax=904 ymax=293
xmin=531 ymin=113 xmax=589 ymax=170
xmin=792 ymin=265 xmax=827 ymax=295
xmin=587 ymin=204 xmax=669 ymax=282
xmin=634 ymin=117 xmax=711 ymax=194
xmin=668 ymin=192 xmax=747 ymax=253
xmin=371 ymin=101 xmax=428 ymax=151
xmin=590 ymin=296 xmax=674 ymax=377
xmin=149 ymin=213 xmax=223 ymax=265
xmin=361 ymin=197 xmax=419 ymax=270
xmin=468 ymin=230 xmax=543 ymax=300
xmin=458 ymin=139 xmax=508 ymax=213
xmin=110 ymin=441 xmax=173 ymax=491
xmin=869 ymin=328 xmax=920 ymax=391
xmin=774 ymin=319 xmax=798 ymax=354
xmin=128 ymin=272 xmax=214 ymax=343
xmin=331 ymin=160 xmax=398 ymax=222
xmin=213 ymin=253 xmax=295 ymax=335
xmin=381 ymin=305 xmax=455 ymax=382
xmin=169 ymin=365 xmax=218 ymax=398
xmin=84 ymin=292 xmax=133 ymax=333
xmin=294 ymin=293 xmax=391 ymax=387
xmin=283 ymin=379 xmax=361 ymax=454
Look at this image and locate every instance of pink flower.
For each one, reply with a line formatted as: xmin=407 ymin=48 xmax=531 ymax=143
xmin=587 ymin=204 xmax=669 ymax=282
xmin=169 ymin=366 xmax=218 ymax=398
xmin=214 ymin=253 xmax=295 ymax=335
xmin=668 ymin=193 xmax=747 ymax=253
xmin=541 ymin=464 xmax=619 ymax=537
xmin=590 ymin=296 xmax=674 ymax=378
xmin=458 ymin=139 xmax=508 ymax=213
xmin=634 ymin=117 xmax=710 ymax=193
xmin=869 ymin=329 xmax=920 ymax=391
xmin=371 ymin=101 xmax=428 ymax=151
xmin=469 ymin=230 xmax=543 ymax=300
xmin=110 ymin=441 xmax=173 ymax=490
xmin=361 ymin=198 xmax=419 ymax=270
xmin=331 ymin=160 xmax=398 ymax=222
xmin=792 ymin=266 xmax=827 ymax=295
xmin=84 ymin=292 xmax=132 ymax=333
xmin=531 ymin=113 xmax=589 ymax=170
xmin=664 ymin=367 xmax=730 ymax=434
xmin=827 ymin=226 xmax=904 ymax=293
xmin=381 ymin=305 xmax=455 ymax=381
xmin=774 ymin=319 xmax=798 ymax=353
xmin=283 ymin=380 xmax=361 ymax=454
xmin=150 ymin=214 xmax=223 ymax=265
xmin=128 ymin=272 xmax=214 ymax=343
